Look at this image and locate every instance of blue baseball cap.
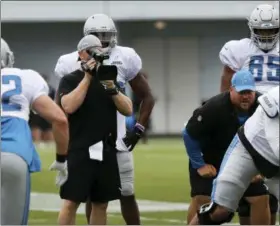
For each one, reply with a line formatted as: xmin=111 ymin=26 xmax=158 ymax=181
xmin=231 ymin=70 xmax=256 ymax=92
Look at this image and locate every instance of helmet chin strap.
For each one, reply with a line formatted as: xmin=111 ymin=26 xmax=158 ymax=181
xmin=102 ymin=39 xmax=117 ymax=54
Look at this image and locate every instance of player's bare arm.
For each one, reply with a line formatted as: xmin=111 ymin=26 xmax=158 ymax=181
xmin=220 ymin=65 xmax=235 ymax=92
xmin=120 ymin=71 xmax=154 ymax=152
xmin=32 ymin=95 xmax=69 ymax=156
xmin=129 ymin=71 xmax=155 ymax=126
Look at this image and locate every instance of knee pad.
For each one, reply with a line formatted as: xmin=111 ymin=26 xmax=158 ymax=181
xmin=119 ymin=169 xmax=134 ymax=196
xmin=117 ymin=152 xmax=133 ymax=173
xmin=120 ymin=180 xmax=134 ymax=196
xmin=269 ymin=194 xmax=279 ymax=214
xmin=198 ymin=202 xmax=234 ymax=225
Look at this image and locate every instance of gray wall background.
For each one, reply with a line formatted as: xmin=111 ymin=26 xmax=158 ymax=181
xmin=1 ymin=20 xmax=248 ymax=134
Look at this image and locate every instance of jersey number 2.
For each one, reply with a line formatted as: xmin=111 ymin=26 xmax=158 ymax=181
xmin=2 ymin=75 xmax=22 ymax=111
xmin=249 ymin=55 xmax=280 ymax=81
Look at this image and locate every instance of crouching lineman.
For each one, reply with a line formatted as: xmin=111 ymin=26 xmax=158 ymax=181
xmin=190 ymin=86 xmax=279 ymax=225
xmin=184 ymin=70 xmax=271 ymax=225
xmin=1 ymin=38 xmax=69 ymax=225
xmin=219 ymin=4 xmax=279 ymax=223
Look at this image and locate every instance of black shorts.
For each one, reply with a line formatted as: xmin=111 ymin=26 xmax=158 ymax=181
xmin=29 ymin=112 xmax=52 ymax=131
xmin=238 ymin=193 xmax=278 ymax=217
xmin=189 ymin=165 xmax=269 ymax=210
xmin=60 ymin=145 xmax=121 ymax=203
xmin=189 ymin=164 xmax=214 ymax=197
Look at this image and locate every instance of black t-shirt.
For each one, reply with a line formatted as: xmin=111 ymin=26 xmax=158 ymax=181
xmin=57 ymin=70 xmax=117 ymax=152
xmin=186 ymin=91 xmax=261 ymax=169
xmin=49 ymin=86 xmax=56 ymax=100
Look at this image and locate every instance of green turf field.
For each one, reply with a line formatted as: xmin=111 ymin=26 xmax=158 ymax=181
xmin=29 ymin=138 xmax=241 ymax=225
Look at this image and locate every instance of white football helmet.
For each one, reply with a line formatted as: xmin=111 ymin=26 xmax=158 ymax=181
xmin=1 ymin=38 xmax=14 ymax=68
xmin=248 ymin=4 xmax=279 ymax=51
xmin=83 ymin=14 xmax=117 ymax=50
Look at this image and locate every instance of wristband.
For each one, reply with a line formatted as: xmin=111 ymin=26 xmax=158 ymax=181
xmin=56 ymin=154 xmax=66 ymax=163
xmin=106 ymin=87 xmax=119 ymax=96
xmin=135 ymin=123 xmax=145 ymax=132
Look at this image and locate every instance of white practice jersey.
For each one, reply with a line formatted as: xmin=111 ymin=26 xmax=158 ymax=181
xmin=244 ymin=86 xmax=279 ymax=166
xmin=1 ymin=68 xmax=49 ymax=121
xmin=54 ymin=45 xmax=142 ymax=139
xmin=220 ymin=38 xmax=280 ymax=93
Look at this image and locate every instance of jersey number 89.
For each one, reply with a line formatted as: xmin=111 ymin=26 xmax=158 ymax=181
xmin=249 ymin=55 xmax=280 ymax=82
xmin=1 ymin=75 xmax=22 ymax=111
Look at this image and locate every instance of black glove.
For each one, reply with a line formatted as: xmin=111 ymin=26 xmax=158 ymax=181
xmin=122 ymin=123 xmax=145 ymax=152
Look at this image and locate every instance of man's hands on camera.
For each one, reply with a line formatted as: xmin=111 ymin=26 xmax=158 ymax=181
xmin=79 ymin=50 xmax=97 ymax=79
xmin=100 ymin=80 xmax=119 ymax=96
xmin=122 ymin=123 xmax=145 ymax=152
xmin=49 ymin=154 xmax=68 ymax=187
xmin=81 ymin=58 xmax=96 ymax=75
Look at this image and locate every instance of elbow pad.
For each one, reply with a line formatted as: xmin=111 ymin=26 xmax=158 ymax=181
xmin=258 ymin=94 xmax=278 ymax=118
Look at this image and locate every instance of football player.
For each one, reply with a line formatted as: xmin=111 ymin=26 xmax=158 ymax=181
xmin=1 ymin=38 xmax=69 ymax=225
xmin=54 ymin=14 xmax=155 ymax=225
xmin=190 ymin=86 xmax=279 ymax=225
xmin=220 ymin=4 xmax=279 ymax=94
xmin=219 ymin=4 xmax=279 ymax=224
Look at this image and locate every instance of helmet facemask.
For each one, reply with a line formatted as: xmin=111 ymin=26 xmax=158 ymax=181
xmin=250 ymin=26 xmax=279 ymax=51
xmin=88 ymin=31 xmax=117 ymax=50
xmin=1 ymin=51 xmax=14 ymax=68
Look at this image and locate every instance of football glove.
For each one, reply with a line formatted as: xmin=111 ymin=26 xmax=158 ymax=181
xmin=122 ymin=123 xmax=145 ymax=152
xmin=49 ymin=160 xmax=68 ymax=187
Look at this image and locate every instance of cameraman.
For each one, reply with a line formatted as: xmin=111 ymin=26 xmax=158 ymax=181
xmin=56 ymin=35 xmax=133 ymax=225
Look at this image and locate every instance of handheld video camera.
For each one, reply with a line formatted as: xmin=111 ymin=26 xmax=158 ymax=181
xmin=90 ymin=51 xmax=109 ymax=64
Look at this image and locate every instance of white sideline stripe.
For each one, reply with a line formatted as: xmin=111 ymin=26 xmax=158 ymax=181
xmin=108 ymin=213 xmax=186 ymax=224
xmin=30 ymin=192 xmax=190 ymax=213
xmin=30 ymin=192 xmax=279 ymax=225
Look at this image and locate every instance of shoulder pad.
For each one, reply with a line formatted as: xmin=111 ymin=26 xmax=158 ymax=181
xmin=219 ymin=38 xmax=251 ymax=71
xmin=55 ymin=51 xmax=79 ymax=78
